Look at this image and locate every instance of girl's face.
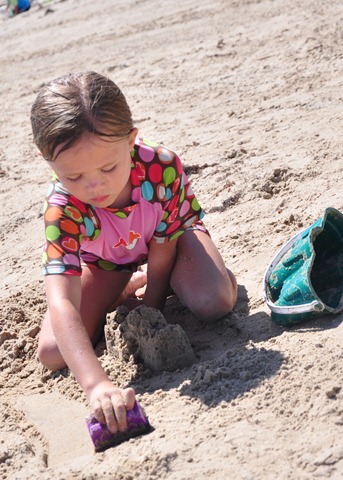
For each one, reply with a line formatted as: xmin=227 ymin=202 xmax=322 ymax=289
xmin=50 ymin=129 xmax=137 ymax=209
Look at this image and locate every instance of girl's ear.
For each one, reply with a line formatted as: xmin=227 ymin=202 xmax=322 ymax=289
xmin=128 ymin=127 xmax=138 ymax=148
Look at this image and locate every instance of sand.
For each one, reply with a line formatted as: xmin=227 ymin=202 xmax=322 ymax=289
xmin=105 ymin=306 xmax=196 ymax=372
xmin=1 ymin=0 xmax=343 ymax=478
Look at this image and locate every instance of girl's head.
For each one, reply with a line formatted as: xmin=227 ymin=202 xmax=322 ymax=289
xmin=31 ymin=71 xmax=134 ymax=161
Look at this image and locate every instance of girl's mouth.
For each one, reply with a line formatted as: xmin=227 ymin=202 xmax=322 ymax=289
xmin=90 ymin=195 xmax=110 ymax=204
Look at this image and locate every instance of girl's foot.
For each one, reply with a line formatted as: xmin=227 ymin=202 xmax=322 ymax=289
xmin=123 ymin=270 xmax=147 ymax=299
xmin=109 ymin=270 xmax=147 ymax=311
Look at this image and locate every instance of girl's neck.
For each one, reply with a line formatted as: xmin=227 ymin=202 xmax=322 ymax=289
xmin=107 ymin=179 xmax=132 ymax=209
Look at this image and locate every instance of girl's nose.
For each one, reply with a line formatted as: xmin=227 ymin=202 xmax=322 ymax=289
xmin=87 ymin=180 xmax=99 ymax=189
xmin=86 ymin=176 xmax=104 ymax=191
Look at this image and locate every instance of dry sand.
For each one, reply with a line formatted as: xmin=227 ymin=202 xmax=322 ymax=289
xmin=1 ymin=0 xmax=343 ymax=478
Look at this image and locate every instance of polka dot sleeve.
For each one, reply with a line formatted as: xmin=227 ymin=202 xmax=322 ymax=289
xmin=42 ymin=182 xmax=89 ymax=276
xmin=132 ymin=139 xmax=206 ymax=243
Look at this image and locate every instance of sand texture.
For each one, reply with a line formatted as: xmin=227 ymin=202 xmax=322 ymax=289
xmin=105 ymin=305 xmax=196 ymax=372
xmin=1 ymin=0 xmax=343 ymax=478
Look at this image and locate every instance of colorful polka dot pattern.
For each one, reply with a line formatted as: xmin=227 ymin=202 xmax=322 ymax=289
xmin=131 ymin=139 xmax=205 ymax=243
xmin=42 ymin=138 xmax=206 ymax=275
xmin=42 ymin=181 xmax=101 ymax=275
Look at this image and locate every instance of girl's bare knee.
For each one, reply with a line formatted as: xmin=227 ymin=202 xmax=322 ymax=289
xmin=194 ymin=272 xmax=237 ymax=322
xmin=190 ymin=290 xmax=236 ymax=323
xmin=195 ymin=303 xmax=234 ymax=324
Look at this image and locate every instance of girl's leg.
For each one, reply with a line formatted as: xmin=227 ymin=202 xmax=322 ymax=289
xmin=170 ymin=229 xmax=238 ymax=323
xmin=37 ymin=268 xmax=146 ymax=370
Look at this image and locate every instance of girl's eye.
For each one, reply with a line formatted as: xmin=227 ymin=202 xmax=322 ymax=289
xmin=66 ymin=175 xmax=82 ymax=182
xmin=101 ymin=165 xmax=116 ymax=173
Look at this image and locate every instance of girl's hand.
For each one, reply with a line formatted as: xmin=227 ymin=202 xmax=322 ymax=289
xmin=122 ymin=296 xmax=143 ymax=311
xmin=88 ymin=382 xmax=136 ymax=433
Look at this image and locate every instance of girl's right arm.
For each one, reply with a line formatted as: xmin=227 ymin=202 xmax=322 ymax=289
xmin=45 ymin=275 xmax=135 ymax=432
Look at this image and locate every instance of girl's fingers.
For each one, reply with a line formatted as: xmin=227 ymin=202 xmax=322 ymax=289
xmin=109 ymin=388 xmax=136 ymax=432
xmin=102 ymin=397 xmax=118 ymax=433
xmin=111 ymin=398 xmax=127 ymax=432
xmin=91 ymin=387 xmax=137 ymax=433
xmin=92 ymin=401 xmax=106 ymax=425
xmin=122 ymin=387 xmax=136 ymax=410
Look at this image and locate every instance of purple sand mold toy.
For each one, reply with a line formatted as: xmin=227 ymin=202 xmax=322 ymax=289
xmin=86 ymin=401 xmax=152 ymax=452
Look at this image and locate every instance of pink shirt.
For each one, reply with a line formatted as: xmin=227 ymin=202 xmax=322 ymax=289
xmin=42 ymin=137 xmax=206 ymax=275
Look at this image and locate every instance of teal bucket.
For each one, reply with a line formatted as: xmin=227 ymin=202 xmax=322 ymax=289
xmin=264 ymin=207 xmax=343 ymax=326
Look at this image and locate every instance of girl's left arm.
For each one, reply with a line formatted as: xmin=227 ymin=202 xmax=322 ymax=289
xmin=142 ymin=237 xmax=178 ymax=310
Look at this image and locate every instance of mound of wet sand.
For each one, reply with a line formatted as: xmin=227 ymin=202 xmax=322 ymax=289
xmin=105 ymin=305 xmax=196 ymax=372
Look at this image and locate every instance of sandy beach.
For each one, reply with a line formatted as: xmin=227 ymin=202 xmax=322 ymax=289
xmin=1 ymin=0 xmax=343 ymax=478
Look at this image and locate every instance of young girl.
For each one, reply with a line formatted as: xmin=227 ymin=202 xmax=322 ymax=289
xmin=31 ymin=71 xmax=237 ymax=435
xmin=6 ymin=0 xmax=30 ymax=16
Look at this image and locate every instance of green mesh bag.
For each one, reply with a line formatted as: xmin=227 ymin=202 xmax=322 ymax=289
xmin=264 ymin=208 xmax=343 ymax=326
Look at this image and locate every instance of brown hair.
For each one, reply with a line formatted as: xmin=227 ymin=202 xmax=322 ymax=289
xmin=30 ymin=71 xmax=133 ymax=161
